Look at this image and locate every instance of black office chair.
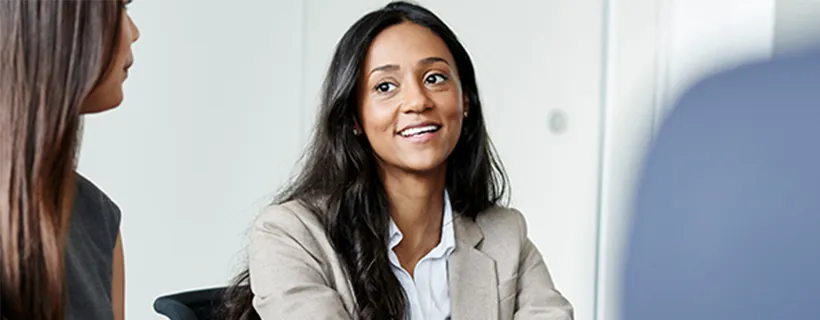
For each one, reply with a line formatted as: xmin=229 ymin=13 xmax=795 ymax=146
xmin=153 ymin=287 xmax=229 ymax=320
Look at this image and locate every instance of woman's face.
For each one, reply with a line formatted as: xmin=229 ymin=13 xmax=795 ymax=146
xmin=357 ymin=22 xmax=467 ymax=175
xmin=81 ymin=1 xmax=140 ymax=114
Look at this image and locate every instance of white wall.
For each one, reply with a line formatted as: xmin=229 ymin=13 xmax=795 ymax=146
xmin=654 ymin=0 xmax=776 ymax=121
xmin=595 ymin=0 xmax=660 ymax=319
xmin=596 ymin=1 xmax=776 ymax=319
xmin=75 ymin=1 xmax=784 ymax=319
xmin=77 ymin=1 xmax=305 ymax=319
xmin=79 ymin=1 xmax=609 ymax=319
xmin=774 ymin=0 xmax=820 ymax=55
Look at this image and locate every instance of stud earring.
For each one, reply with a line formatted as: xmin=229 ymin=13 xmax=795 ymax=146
xmin=353 ymin=128 xmax=361 ymax=136
xmin=463 ymin=111 xmax=468 ymax=118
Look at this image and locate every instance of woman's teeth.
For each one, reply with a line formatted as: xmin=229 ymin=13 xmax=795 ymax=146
xmin=399 ymin=125 xmax=439 ymax=137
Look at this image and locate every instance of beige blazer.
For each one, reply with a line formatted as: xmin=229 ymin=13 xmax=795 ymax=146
xmin=248 ymin=200 xmax=574 ymax=320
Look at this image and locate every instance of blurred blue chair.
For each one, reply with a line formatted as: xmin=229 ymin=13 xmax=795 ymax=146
xmin=624 ymin=51 xmax=820 ymax=320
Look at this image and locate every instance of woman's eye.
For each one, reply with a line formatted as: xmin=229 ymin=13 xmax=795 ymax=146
xmin=425 ymin=73 xmax=448 ymax=85
xmin=375 ymin=82 xmax=396 ymax=93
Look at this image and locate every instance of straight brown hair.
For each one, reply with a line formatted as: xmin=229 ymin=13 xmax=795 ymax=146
xmin=0 ymin=1 xmax=125 ymax=319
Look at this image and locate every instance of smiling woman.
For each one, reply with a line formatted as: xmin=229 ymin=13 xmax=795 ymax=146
xmin=357 ymin=22 xmax=465 ymax=175
xmin=0 ymin=0 xmax=139 ymax=319
xmin=223 ymin=2 xmax=573 ymax=320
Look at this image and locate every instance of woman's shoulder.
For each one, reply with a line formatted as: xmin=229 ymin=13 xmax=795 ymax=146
xmin=475 ymin=206 xmax=527 ymax=230
xmin=249 ymin=200 xmax=338 ymax=269
xmin=473 ymin=205 xmax=529 ymax=243
xmin=74 ymin=174 xmax=120 ymax=213
xmin=72 ymin=173 xmax=121 ymax=239
xmin=252 ymin=200 xmax=327 ymax=240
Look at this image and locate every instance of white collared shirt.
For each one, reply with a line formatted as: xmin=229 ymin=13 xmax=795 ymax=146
xmin=387 ymin=191 xmax=456 ymax=320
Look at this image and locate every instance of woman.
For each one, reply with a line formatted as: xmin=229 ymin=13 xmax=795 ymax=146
xmin=0 ymin=0 xmax=139 ymax=319
xmin=225 ymin=2 xmax=572 ymax=319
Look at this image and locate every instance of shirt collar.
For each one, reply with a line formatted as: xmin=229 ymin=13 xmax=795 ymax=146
xmin=387 ymin=190 xmax=456 ymax=257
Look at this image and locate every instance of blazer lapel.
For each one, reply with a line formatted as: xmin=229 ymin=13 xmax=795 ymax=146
xmin=449 ymin=213 xmax=498 ymax=320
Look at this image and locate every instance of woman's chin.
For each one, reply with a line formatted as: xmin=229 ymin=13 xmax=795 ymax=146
xmin=80 ymin=101 xmax=122 ymax=115
xmin=398 ymin=158 xmax=448 ymax=175
xmin=80 ymin=87 xmax=124 ymax=115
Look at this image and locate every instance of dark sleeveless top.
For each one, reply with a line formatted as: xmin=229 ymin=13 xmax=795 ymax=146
xmin=64 ymin=174 xmax=121 ymax=320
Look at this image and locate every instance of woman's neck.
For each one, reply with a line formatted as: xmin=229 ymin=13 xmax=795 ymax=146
xmin=381 ymin=166 xmax=446 ymax=253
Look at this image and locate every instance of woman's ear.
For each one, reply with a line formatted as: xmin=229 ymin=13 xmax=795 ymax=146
xmin=352 ymin=120 xmax=362 ymax=136
xmin=463 ymin=95 xmax=470 ymax=118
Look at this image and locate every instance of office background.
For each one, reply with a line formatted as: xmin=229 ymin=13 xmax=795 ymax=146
xmin=76 ymin=0 xmax=819 ymax=319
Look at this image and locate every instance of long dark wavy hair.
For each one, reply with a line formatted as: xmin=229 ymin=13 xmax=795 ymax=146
xmin=223 ymin=2 xmax=508 ymax=319
xmin=0 ymin=1 xmax=126 ymax=319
